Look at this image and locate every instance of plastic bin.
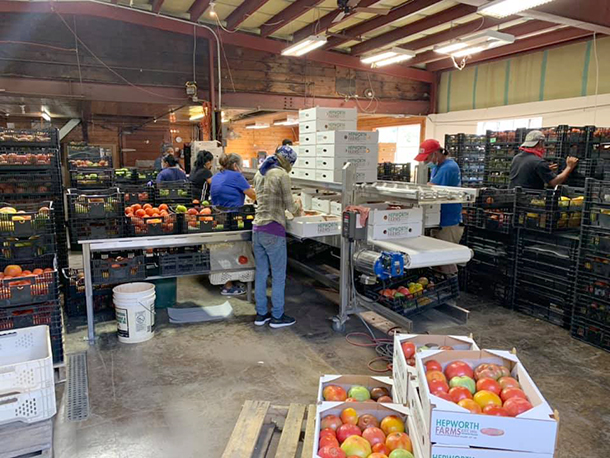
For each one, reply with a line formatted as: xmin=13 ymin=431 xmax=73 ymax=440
xmin=120 ymin=185 xmax=154 ymax=206
xmin=69 ymin=168 xmax=114 ymax=189
xmin=0 ymin=170 xmax=62 ymax=198
xmin=157 ymin=249 xmax=210 ymax=277
xmin=62 ymin=268 xmax=114 ymax=317
xmin=69 ymin=217 xmax=124 ymax=242
xmin=0 ymin=234 xmax=56 ymax=262
xmin=125 ymin=210 xmax=179 ymax=237
xmin=154 ymin=180 xmax=192 ymax=204
xmin=91 ymin=251 xmax=146 ymax=285
xmin=514 ymin=186 xmax=584 ymax=232
xmin=0 ymin=262 xmax=58 ymax=308
xmin=67 ymin=146 xmax=112 ymax=169
xmin=0 ymin=128 xmax=59 ymax=148
xmin=68 ymin=188 xmax=123 ymax=219
xmin=0 ymin=201 xmax=55 ymax=238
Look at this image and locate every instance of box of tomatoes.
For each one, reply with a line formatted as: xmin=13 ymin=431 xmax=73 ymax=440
xmin=317 ymin=374 xmax=394 ymax=405
xmin=393 ymin=334 xmax=479 ymax=405
xmin=314 ymin=401 xmax=423 ymax=458
xmin=413 ymin=350 xmax=558 ymax=455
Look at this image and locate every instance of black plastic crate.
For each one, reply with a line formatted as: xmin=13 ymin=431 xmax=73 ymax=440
xmin=0 ymin=201 xmax=55 ymax=237
xmin=0 ymin=128 xmax=59 ymax=148
xmin=571 ymin=316 xmax=610 ymax=352
xmin=0 ymin=169 xmax=62 ymax=198
xmin=592 ymin=128 xmax=610 ymax=144
xmin=514 ymin=186 xmax=584 ymax=232
xmin=487 ymin=130 xmax=521 ymax=145
xmin=155 ymin=180 xmax=192 ymax=204
xmin=115 ymin=168 xmax=158 ymax=185
xmin=69 ymin=217 xmax=124 ymax=242
xmin=477 ymin=209 xmax=513 ymax=233
xmin=68 ymin=188 xmax=123 ymax=219
xmin=365 ymin=269 xmax=459 ymax=318
xmin=121 ymin=185 xmax=154 ymax=206
xmin=581 ymin=228 xmax=610 ymax=256
xmin=178 ymin=204 xmax=252 ymax=233
xmin=577 ymin=277 xmax=610 ymax=305
xmin=514 ymin=295 xmax=572 ymax=329
xmin=126 ymin=210 xmax=179 ymax=237
xmin=69 ymin=168 xmax=114 ymax=189
xmin=377 ymin=163 xmax=411 ymax=182
xmin=582 ymin=256 xmax=610 ymax=278
xmin=62 ymin=268 xmax=114 ymax=317
xmin=0 ymin=234 xmax=56 ymax=262
xmin=573 ymin=295 xmax=610 ymax=327
xmin=0 ymin=147 xmax=60 ymax=170
xmin=157 ymin=248 xmax=210 ymax=277
xmin=67 ymin=145 xmax=112 ymax=169
xmin=0 ymin=300 xmax=64 ymax=363
xmin=517 ymin=230 xmax=580 ymax=272
xmin=91 ymin=251 xmax=146 ymax=285
xmin=0 ymin=261 xmax=58 ymax=308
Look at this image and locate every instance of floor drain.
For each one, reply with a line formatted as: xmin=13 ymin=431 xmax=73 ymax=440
xmin=66 ymin=352 xmax=90 ymax=422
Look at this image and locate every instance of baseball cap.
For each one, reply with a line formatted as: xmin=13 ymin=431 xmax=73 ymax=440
xmin=521 ymin=130 xmax=545 ymax=148
xmin=414 ymin=139 xmax=442 ymax=162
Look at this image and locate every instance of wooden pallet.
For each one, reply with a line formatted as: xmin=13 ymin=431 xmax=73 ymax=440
xmin=0 ymin=418 xmax=53 ymax=458
xmin=222 ymin=401 xmax=316 ymax=458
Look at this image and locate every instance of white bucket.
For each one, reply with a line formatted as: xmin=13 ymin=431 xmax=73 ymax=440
xmin=113 ymin=282 xmax=156 ymax=344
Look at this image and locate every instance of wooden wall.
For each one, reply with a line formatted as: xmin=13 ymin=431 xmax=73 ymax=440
xmin=225 ymin=123 xmax=297 ymax=166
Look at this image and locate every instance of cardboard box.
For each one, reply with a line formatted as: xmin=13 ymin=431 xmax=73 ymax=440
xmin=424 ymin=211 xmax=441 ymax=227
xmin=300 ymin=119 xmax=357 ymax=133
xmin=330 ymin=200 xmax=342 ymax=216
xmin=295 ymin=157 xmax=316 ymax=169
xmin=299 ymin=107 xmax=357 ymax=122
xmin=315 ymin=155 xmax=376 ymax=170
xmin=286 ymin=215 xmax=341 ymax=238
xmin=317 ymin=374 xmax=394 ymax=404
xmin=368 ymin=221 xmax=423 ymax=240
xmin=312 ymin=195 xmax=340 ymax=213
xmin=315 ymin=168 xmax=377 ymax=183
xmin=300 ymin=133 xmax=316 ymax=145
xmin=300 ymin=190 xmax=315 ymax=211
xmin=365 ymin=203 xmax=423 ymax=226
xmin=415 ymin=350 xmax=558 ymax=454
xmin=314 ymin=402 xmax=413 ymax=458
xmin=316 ymin=144 xmax=378 ymax=157
xmin=392 ymin=334 xmax=479 ymax=404
xmin=316 ymin=130 xmax=379 ymax=145
xmin=298 ymin=144 xmax=316 ymax=157
xmin=290 ymin=168 xmax=315 ymax=180
xmin=408 ymin=378 xmax=553 ymax=458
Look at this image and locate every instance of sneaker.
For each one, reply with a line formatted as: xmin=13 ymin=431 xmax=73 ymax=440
xmin=269 ymin=314 xmax=296 ymax=329
xmin=221 ymin=285 xmax=246 ymax=296
xmin=254 ymin=313 xmax=271 ymax=326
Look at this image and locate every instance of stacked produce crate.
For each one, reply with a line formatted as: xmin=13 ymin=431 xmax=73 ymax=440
xmin=67 ymin=144 xmax=114 ymax=190
xmin=572 ymin=179 xmax=610 ymax=350
xmin=67 ymin=188 xmax=125 ymax=244
xmin=115 ymin=167 xmax=157 ymax=207
xmin=447 ymin=133 xmax=486 ymax=188
xmin=377 ymin=162 xmax=411 ymax=182
xmin=296 ymin=107 xmax=378 ymax=183
xmin=62 ymin=268 xmax=113 ymax=317
xmin=484 ymin=129 xmax=521 ymax=188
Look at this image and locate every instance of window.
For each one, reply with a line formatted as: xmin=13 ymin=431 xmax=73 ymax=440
xmin=376 ymin=124 xmax=421 ymax=164
xmin=476 ymin=117 xmax=542 ymax=135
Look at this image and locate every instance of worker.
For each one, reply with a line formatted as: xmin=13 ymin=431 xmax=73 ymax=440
xmin=190 ymin=150 xmax=214 ymax=201
xmin=281 ymin=139 xmax=293 ymax=146
xmin=252 ymin=145 xmax=301 ymax=328
xmin=210 ymin=153 xmax=256 ymax=296
xmin=509 ymin=130 xmax=579 ymax=189
xmin=415 ymin=139 xmax=463 ymax=275
xmin=154 ymin=144 xmax=174 ymax=171
xmin=156 ymin=154 xmax=187 ymax=182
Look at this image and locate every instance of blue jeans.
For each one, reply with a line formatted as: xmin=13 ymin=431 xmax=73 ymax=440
xmin=253 ymin=231 xmax=287 ymax=319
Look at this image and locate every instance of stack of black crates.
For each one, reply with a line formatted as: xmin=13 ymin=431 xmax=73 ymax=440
xmin=0 ymin=127 xmax=65 ymax=364
xmin=448 ymin=134 xmax=487 ymax=188
xmin=67 ymin=144 xmax=114 ymax=190
xmin=377 ymin=163 xmax=411 ymax=182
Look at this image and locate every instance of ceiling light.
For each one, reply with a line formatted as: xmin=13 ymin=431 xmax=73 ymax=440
xmin=479 ymin=0 xmax=555 ymax=18
xmin=41 ymin=111 xmax=51 ymax=122
xmin=361 ymin=50 xmax=398 ymax=65
xmin=434 ymin=42 xmax=468 ymax=54
xmin=435 ymin=30 xmax=515 ymax=57
xmin=451 ymin=46 xmax=485 ymax=58
xmin=209 ymin=2 xmax=217 ymax=17
xmin=189 ymin=113 xmax=205 ymax=121
xmin=360 ymin=48 xmax=415 ymax=67
xmin=281 ymin=36 xmax=327 ymax=57
xmin=245 ymin=122 xmax=270 ymax=130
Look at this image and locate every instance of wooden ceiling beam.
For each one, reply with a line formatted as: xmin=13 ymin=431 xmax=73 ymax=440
xmin=324 ymin=0 xmax=444 ymax=50
xmin=427 ymin=27 xmax=594 ymax=71
xmin=188 ymin=0 xmax=212 ymax=22
xmin=259 ymin=0 xmax=325 ymax=38
xmin=350 ymin=4 xmax=478 ymax=56
xmin=151 ymin=0 xmax=165 ymax=14
xmin=225 ymin=0 xmax=271 ymax=31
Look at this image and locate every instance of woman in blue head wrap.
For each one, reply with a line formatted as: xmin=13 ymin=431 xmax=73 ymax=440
xmin=251 ymin=145 xmax=301 ymax=328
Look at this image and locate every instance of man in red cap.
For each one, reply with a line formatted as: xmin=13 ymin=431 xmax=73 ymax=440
xmin=415 ymin=139 xmax=463 ymax=274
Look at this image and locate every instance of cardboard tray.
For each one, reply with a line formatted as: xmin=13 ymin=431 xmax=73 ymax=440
xmin=315 ymin=155 xmax=376 ymax=170
xmin=300 ymin=119 xmax=357 ymax=133
xmin=414 ymin=349 xmax=558 ymax=454
xmin=365 ymin=203 xmax=423 ymax=226
xmin=317 ymin=374 xmax=394 ymax=405
xmin=299 ymin=107 xmax=357 ymax=122
xmin=315 ymin=168 xmax=377 ymax=183
xmin=392 ymin=334 xmax=479 ymax=404
xmin=316 ymin=143 xmax=379 ymax=157
xmin=367 ymin=221 xmax=423 ymax=240
xmin=286 ymin=215 xmax=341 ymax=238
xmin=316 ymin=130 xmax=379 ymax=145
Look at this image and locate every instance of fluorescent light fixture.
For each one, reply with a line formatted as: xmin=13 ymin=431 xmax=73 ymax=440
xmin=245 ymin=122 xmax=270 ymax=130
xmin=361 ymin=50 xmax=398 ymax=65
xmin=361 ymin=48 xmax=415 ymax=68
xmin=273 ymin=117 xmax=299 ymax=126
xmin=479 ymin=0 xmax=555 ymax=18
xmin=281 ymin=35 xmax=327 ymax=57
xmin=189 ymin=113 xmax=205 ymax=121
xmin=451 ymin=46 xmax=485 ymax=58
xmin=41 ymin=110 xmax=51 ymax=122
xmin=374 ymin=52 xmax=415 ymax=67
xmin=434 ymin=42 xmax=468 ymax=54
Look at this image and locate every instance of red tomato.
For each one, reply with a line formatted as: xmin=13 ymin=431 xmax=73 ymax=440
xmin=318 ymin=445 xmax=347 ymax=458
xmin=340 ymin=408 xmax=358 ymax=426
xmin=448 ymin=386 xmax=472 ymax=403
xmin=483 ymin=405 xmax=509 ymax=416
xmin=320 ymin=415 xmax=343 ymax=431
xmin=385 ymin=432 xmax=413 ymax=453
xmin=323 ymin=385 xmax=347 ymax=402
xmin=401 ymin=341 xmax=416 ymax=359
xmin=503 ymin=397 xmax=533 ymax=417
xmin=320 ymin=428 xmax=337 ymax=439
xmin=501 ymin=387 xmax=528 ymax=403
xmin=445 ymin=361 xmax=474 ymax=380
xmin=476 ymin=378 xmax=502 ymax=396
xmin=435 ymin=391 xmax=454 ymax=403
xmin=372 ymin=443 xmax=391 ymax=455
xmin=426 ymin=370 xmax=447 ymax=384
xmin=498 ymin=376 xmax=521 ymax=390
xmin=336 ymin=424 xmax=362 ymax=444
xmin=319 ymin=435 xmax=340 ymax=449
xmin=425 ymin=360 xmax=443 ymax=373
xmin=428 ymin=379 xmax=449 ymax=394
xmin=362 ymin=427 xmax=386 ymax=446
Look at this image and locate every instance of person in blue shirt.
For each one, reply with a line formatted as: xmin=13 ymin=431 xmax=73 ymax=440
xmin=156 ymin=154 xmax=187 ymax=182
xmin=210 ymin=153 xmax=256 ymax=296
xmin=414 ymin=139 xmax=463 ymax=275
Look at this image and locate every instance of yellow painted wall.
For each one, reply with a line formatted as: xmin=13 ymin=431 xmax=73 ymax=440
xmin=438 ymin=36 xmax=610 ymax=113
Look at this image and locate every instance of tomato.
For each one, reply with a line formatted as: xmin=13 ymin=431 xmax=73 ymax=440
xmin=372 ymin=443 xmax=391 ymax=455
xmin=320 ymin=428 xmax=337 ymax=439
xmin=426 ymin=370 xmax=447 ymax=384
xmin=444 ymin=361 xmax=474 ymax=380
xmin=501 ymin=388 xmax=528 ymax=403
xmin=320 ymin=435 xmax=340 ymax=449
xmin=158 ymin=204 xmax=168 ymax=211
xmin=323 ymin=385 xmax=347 ymax=402
xmin=458 ymin=399 xmax=482 ymax=414
xmin=385 ymin=432 xmax=413 ymax=452
xmin=320 ymin=415 xmax=343 ymax=431
xmin=434 ymin=391 xmax=454 ymax=403
xmin=473 ymin=390 xmax=502 ymax=409
xmin=357 ymin=414 xmax=379 ymax=430
xmin=362 ymin=426 xmax=386 ymax=446
xmin=380 ymin=415 xmax=405 ymax=435
xmin=476 ymin=378 xmax=502 ymax=396
xmin=336 ymin=424 xmax=362 ymax=444
xmin=401 ymin=341 xmax=416 ymax=359
xmin=318 ymin=445 xmax=347 ymax=458
xmin=142 ymin=203 xmax=152 ymax=209
xmin=503 ymin=397 xmax=533 ymax=417
xmin=474 ymin=363 xmax=503 ymax=381
xmin=498 ymin=376 xmax=521 ymax=390
xmin=448 ymin=386 xmax=472 ymax=403
xmin=425 ymin=360 xmax=442 ymax=373
xmin=483 ymin=405 xmax=509 ymax=416
xmin=428 ymin=379 xmax=449 ymax=394
xmin=340 ymin=408 xmax=358 ymax=426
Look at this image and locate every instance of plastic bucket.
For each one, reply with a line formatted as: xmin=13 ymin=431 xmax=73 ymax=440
xmin=113 ymin=282 xmax=156 ymax=344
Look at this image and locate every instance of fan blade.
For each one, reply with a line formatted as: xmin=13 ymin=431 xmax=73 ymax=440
xmin=332 ymin=11 xmax=347 ymax=23
xmin=355 ymin=7 xmax=391 ymax=15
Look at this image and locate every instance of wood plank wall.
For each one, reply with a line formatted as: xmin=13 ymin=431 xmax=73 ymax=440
xmin=225 ymin=124 xmax=297 ymax=166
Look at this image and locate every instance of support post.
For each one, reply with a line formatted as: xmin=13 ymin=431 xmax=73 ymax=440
xmin=208 ymin=38 xmax=217 ymax=141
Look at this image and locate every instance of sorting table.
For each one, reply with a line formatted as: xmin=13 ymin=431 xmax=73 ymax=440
xmin=81 ymin=230 xmax=253 ymax=344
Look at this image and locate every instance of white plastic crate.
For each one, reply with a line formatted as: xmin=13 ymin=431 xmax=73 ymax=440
xmin=0 ymin=326 xmax=57 ymax=425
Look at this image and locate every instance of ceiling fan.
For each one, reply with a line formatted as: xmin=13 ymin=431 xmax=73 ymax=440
xmin=332 ymin=0 xmax=392 ymax=23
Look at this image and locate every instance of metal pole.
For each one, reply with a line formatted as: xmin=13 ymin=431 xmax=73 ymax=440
xmin=82 ymin=242 xmax=96 ymax=344
xmin=208 ymin=39 xmax=217 ymax=141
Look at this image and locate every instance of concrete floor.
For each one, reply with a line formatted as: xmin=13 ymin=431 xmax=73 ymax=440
xmin=54 ymin=271 xmax=610 ymax=458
